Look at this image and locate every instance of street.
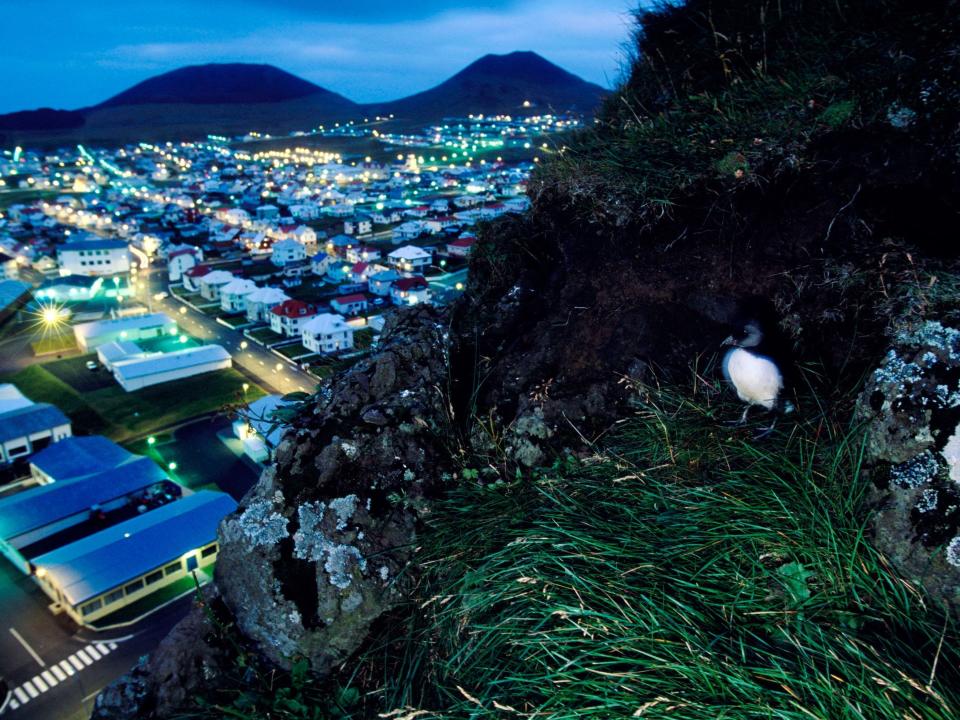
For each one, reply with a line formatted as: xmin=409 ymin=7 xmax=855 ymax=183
xmin=134 ymin=264 xmax=316 ymax=396
xmin=0 ymin=559 xmax=193 ymax=720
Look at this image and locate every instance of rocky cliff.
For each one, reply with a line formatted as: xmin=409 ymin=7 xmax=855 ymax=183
xmin=94 ymin=1 xmax=960 ymax=717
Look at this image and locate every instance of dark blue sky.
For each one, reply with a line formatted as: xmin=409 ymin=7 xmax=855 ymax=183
xmin=1 ymin=0 xmax=635 ymax=113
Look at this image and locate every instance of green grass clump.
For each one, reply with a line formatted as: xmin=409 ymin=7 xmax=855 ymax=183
xmin=354 ymin=390 xmax=960 ymax=719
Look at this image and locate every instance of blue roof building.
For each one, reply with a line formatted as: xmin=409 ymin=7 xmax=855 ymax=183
xmin=0 ymin=402 xmax=72 ymax=465
xmin=0 ymin=457 xmax=171 ymax=552
xmin=33 ymin=490 xmax=236 ymax=624
xmin=30 ymin=436 xmax=137 ymax=482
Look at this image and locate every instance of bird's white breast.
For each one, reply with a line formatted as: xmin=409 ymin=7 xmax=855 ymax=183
xmin=722 ymin=348 xmax=783 ymax=409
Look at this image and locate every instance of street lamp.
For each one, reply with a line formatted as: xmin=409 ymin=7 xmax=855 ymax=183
xmin=240 ymin=341 xmax=248 ymax=350
xmin=168 ymin=462 xmax=178 ymax=471
xmin=147 ymin=436 xmax=156 ymax=446
xmin=180 ymin=307 xmax=187 ymax=315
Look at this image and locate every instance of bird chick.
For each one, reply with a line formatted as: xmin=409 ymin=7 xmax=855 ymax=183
xmin=722 ymin=318 xmax=794 ymax=437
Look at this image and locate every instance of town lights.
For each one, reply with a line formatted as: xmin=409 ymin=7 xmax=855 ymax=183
xmin=147 ymin=436 xmax=156 ymax=445
xmin=168 ymin=462 xmax=178 ymax=471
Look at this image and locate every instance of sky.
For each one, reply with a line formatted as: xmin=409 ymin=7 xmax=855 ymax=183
xmin=0 ymin=0 xmax=636 ymax=113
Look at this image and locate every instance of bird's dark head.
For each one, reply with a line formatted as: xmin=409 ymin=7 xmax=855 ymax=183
xmin=722 ymin=320 xmax=764 ymax=348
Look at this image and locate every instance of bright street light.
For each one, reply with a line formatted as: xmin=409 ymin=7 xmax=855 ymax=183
xmin=168 ymin=462 xmax=178 ymax=471
xmin=147 ymin=436 xmax=156 ymax=445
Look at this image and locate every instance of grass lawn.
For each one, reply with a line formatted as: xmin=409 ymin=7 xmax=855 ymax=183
xmin=30 ymin=330 xmax=77 ymax=355
xmin=219 ymin=314 xmax=249 ymax=328
xmin=247 ymin=326 xmax=285 ymax=344
xmin=198 ymin=304 xmax=223 ymax=316
xmin=274 ymin=342 xmax=308 ymax=359
xmin=0 ymin=364 xmax=109 ymax=434
xmin=0 ymin=362 xmax=266 ymax=443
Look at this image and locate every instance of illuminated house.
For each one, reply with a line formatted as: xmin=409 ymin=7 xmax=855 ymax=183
xmin=232 ymin=394 xmax=293 ymax=463
xmin=387 ymin=245 xmax=431 ymax=274
xmin=197 ymin=270 xmax=235 ymax=301
xmin=220 ymin=278 xmax=259 ymax=313
xmin=57 ymin=239 xmax=130 ymax=277
xmin=390 ymin=276 xmax=431 ymax=306
xmin=269 ymin=299 xmax=317 ymax=337
xmin=301 ymin=313 xmax=354 ymax=354
xmin=30 ymin=490 xmax=236 ymax=626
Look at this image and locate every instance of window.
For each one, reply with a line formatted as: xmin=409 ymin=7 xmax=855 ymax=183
xmin=104 ymin=588 xmax=124 ymax=605
xmin=6 ymin=443 xmax=28 ymax=457
xmin=145 ymin=570 xmax=163 ymax=585
xmin=81 ymin=599 xmax=102 ymax=616
xmin=201 ymin=543 xmax=218 ymax=558
xmin=124 ymin=578 xmax=144 ymax=595
xmin=164 ymin=561 xmax=181 ymax=576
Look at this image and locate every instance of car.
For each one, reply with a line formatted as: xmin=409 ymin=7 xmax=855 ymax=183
xmin=85 ymin=360 xmax=99 ymax=371
xmin=153 ymin=291 xmax=169 ymax=301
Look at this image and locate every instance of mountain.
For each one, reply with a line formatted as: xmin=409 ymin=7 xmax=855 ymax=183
xmin=96 ymin=63 xmax=334 ymax=107
xmin=365 ymin=51 xmax=608 ymax=121
xmin=0 ymin=63 xmax=360 ymax=145
xmin=0 ymin=54 xmax=607 ymax=146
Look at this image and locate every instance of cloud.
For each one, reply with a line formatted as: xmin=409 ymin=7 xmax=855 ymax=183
xmin=0 ymin=0 xmax=633 ymax=111
xmin=95 ymin=0 xmax=631 ymax=102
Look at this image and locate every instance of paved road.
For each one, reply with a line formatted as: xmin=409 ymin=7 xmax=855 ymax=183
xmin=0 ymin=559 xmax=192 ymax=720
xmin=134 ymin=265 xmax=316 ymax=396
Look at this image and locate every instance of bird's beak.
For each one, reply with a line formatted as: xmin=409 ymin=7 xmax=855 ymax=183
xmin=721 ymin=335 xmax=736 ymax=347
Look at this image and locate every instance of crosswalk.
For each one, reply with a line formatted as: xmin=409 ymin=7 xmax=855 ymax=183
xmin=2 ymin=642 xmax=118 ymax=715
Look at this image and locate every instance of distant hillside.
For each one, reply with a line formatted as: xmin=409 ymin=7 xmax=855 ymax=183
xmin=365 ymin=51 xmax=608 ymax=121
xmin=97 ymin=63 xmax=333 ymax=106
xmin=0 ymin=55 xmax=607 ymax=146
xmin=0 ymin=108 xmax=85 ymax=132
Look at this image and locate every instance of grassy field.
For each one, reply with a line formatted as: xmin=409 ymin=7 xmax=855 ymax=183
xmin=0 ymin=360 xmax=266 ymax=443
xmin=246 ymin=327 xmax=285 ymax=344
xmin=29 ymin=329 xmax=77 ymax=355
xmin=273 ymin=342 xmax=308 ymax=359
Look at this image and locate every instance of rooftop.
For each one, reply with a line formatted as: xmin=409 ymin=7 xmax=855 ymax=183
xmin=73 ymin=313 xmax=176 ymax=340
xmin=112 ymin=344 xmax=231 ymax=381
xmin=33 ymin=490 xmax=237 ymax=606
xmin=30 ymin=436 xmax=137 ymax=481
xmin=59 ymin=239 xmax=129 ymax=253
xmin=0 ymin=404 xmax=70 ymax=443
xmin=0 ymin=456 xmax=167 ymax=542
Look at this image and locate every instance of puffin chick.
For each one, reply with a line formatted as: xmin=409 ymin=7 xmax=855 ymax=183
xmin=721 ymin=319 xmax=794 ymax=438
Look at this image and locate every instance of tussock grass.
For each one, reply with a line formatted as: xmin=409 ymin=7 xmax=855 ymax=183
xmin=358 ymin=390 xmax=960 ymax=719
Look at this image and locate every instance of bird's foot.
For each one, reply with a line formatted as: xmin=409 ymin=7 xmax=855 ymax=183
xmin=753 ymin=419 xmax=778 ymax=440
xmin=726 ymin=407 xmax=751 ymax=427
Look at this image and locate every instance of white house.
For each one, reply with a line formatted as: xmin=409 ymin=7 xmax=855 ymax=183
xmin=271 ymin=238 xmax=307 ymax=267
xmin=220 ymin=278 xmax=259 ymax=313
xmin=289 ymin=204 xmax=320 ymax=221
xmin=57 ymin=239 xmax=130 ymax=277
xmin=222 ymin=208 xmax=250 ymax=226
xmin=345 ymin=245 xmax=382 ymax=264
xmin=269 ymin=299 xmax=317 ymax=337
xmin=344 ymin=215 xmax=372 ymax=236
xmin=232 ymin=395 xmax=295 ymax=462
xmin=301 ymin=313 xmax=354 ymax=354
xmin=311 ymin=254 xmax=333 ymax=277
xmin=388 ymin=246 xmax=432 ymax=274
xmin=390 ymin=276 xmax=431 ymax=306
xmin=330 ymin=293 xmax=368 ymax=316
xmin=245 ymin=286 xmax=290 ymax=323
xmin=446 ymin=237 xmax=476 ymax=257
xmin=292 ymin=226 xmax=318 ymax=254
xmin=392 ymin=221 xmax=425 ymax=243
xmin=198 ymin=270 xmax=235 ymax=301
xmin=167 ymin=247 xmax=202 ymax=282
xmin=112 ymin=345 xmax=232 ymax=392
